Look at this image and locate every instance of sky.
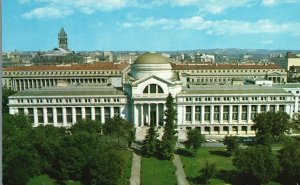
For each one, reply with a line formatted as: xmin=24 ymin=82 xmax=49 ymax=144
xmin=3 ymin=0 xmax=300 ymax=51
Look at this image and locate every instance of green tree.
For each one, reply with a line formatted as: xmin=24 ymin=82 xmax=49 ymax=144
xmin=141 ymin=122 xmax=159 ymax=157
xmin=223 ymin=135 xmax=239 ymax=155
xmin=102 ymin=116 xmax=135 ymax=147
xmin=195 ymin=161 xmax=216 ymax=184
xmin=233 ymin=145 xmax=280 ymax=185
xmin=157 ymin=93 xmax=177 ymax=160
xmin=253 ymin=111 xmax=290 ymax=144
xmin=2 ymin=88 xmax=15 ymax=114
xmin=71 ymin=119 xmax=102 ymax=134
xmin=278 ymin=139 xmax=300 ymax=185
xmin=184 ymin=129 xmax=204 ymax=156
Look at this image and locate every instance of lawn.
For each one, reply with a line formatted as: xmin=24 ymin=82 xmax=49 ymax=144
xmin=179 ymin=147 xmax=281 ymax=185
xmin=141 ymin=156 xmax=177 ymax=185
xmin=26 ymin=175 xmax=81 ymax=185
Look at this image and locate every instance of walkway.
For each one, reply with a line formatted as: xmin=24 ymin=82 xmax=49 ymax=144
xmin=173 ymin=154 xmax=189 ymax=185
xmin=130 ymin=152 xmax=141 ymax=185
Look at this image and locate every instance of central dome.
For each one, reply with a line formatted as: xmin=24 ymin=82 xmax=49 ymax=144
xmin=134 ymin=52 xmax=169 ymax=64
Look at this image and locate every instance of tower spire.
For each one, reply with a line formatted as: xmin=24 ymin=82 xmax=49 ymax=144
xmin=58 ymin=27 xmax=68 ymax=50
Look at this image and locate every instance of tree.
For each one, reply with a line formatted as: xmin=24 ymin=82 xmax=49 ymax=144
xmin=291 ymin=113 xmax=300 ymax=131
xmin=253 ymin=111 xmax=290 ymax=144
xmin=233 ymin=145 xmax=280 ymax=185
xmin=195 ymin=161 xmax=216 ymax=184
xmin=157 ymin=93 xmax=177 ymax=160
xmin=141 ymin=122 xmax=159 ymax=157
xmin=102 ymin=116 xmax=135 ymax=147
xmin=184 ymin=129 xmax=204 ymax=156
xmin=277 ymin=139 xmax=300 ymax=185
xmin=223 ymin=135 xmax=239 ymax=155
xmin=2 ymin=88 xmax=15 ymax=114
xmin=71 ymin=119 xmax=102 ymax=135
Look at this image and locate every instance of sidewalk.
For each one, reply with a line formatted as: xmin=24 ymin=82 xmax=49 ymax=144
xmin=173 ymin=154 xmax=189 ymax=185
xmin=130 ymin=152 xmax=141 ymax=185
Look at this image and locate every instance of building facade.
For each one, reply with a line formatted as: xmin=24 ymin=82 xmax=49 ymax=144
xmin=7 ymin=52 xmax=299 ymax=135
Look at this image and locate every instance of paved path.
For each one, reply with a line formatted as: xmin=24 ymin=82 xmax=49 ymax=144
xmin=173 ymin=154 xmax=189 ymax=185
xmin=130 ymin=152 xmax=141 ymax=185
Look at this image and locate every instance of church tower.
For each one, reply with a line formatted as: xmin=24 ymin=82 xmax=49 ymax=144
xmin=58 ymin=27 xmax=68 ymax=50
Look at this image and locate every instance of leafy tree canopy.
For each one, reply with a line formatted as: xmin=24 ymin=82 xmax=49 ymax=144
xmin=185 ymin=129 xmax=204 ymax=156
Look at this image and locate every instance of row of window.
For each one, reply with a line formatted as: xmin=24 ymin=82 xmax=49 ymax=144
xmin=4 ymin=70 xmax=122 ymax=76
xmin=185 ymin=96 xmax=288 ymax=102
xmin=19 ymin=107 xmax=120 ymax=123
xmin=178 ymin=69 xmax=285 ymax=73
xmin=184 ymin=105 xmax=285 ymax=122
xmin=17 ymin=98 xmax=122 ymax=104
xmin=186 ymin=76 xmax=285 ymax=83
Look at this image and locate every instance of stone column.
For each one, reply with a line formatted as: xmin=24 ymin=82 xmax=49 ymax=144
xmin=219 ymin=105 xmax=223 ymax=124
xmin=295 ymin=96 xmax=299 ymax=112
xmin=156 ymin=104 xmax=159 ymax=126
xmin=110 ymin=106 xmax=114 ymax=118
xmin=141 ymin=104 xmax=144 ymax=126
xmin=101 ymin=107 xmax=105 ymax=123
xmin=229 ymin=105 xmax=233 ymax=124
xmin=148 ymin=104 xmax=151 ymax=124
xmin=134 ymin=104 xmax=139 ymax=127
xmin=23 ymin=79 xmax=26 ymax=90
xmin=257 ymin=105 xmax=261 ymax=113
xmin=238 ymin=105 xmax=242 ymax=123
xmin=18 ymin=80 xmax=21 ymax=91
xmin=72 ymin=107 xmax=76 ymax=124
xmin=62 ymin=107 xmax=67 ymax=127
xmin=275 ymin=104 xmax=279 ymax=112
xmin=33 ymin=107 xmax=38 ymax=126
xmin=200 ymin=105 xmax=204 ymax=124
xmin=182 ymin=105 xmax=186 ymax=124
xmin=82 ymin=107 xmax=86 ymax=119
xmin=43 ymin=107 xmax=48 ymax=125
xmin=53 ymin=108 xmax=57 ymax=127
xmin=247 ymin=105 xmax=251 ymax=123
xmin=191 ymin=105 xmax=195 ymax=125
xmin=91 ymin=107 xmax=95 ymax=120
xmin=210 ymin=105 xmax=214 ymax=123
xmin=266 ymin=104 xmax=270 ymax=112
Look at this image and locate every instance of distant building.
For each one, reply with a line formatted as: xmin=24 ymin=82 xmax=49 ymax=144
xmin=58 ymin=27 xmax=68 ymax=51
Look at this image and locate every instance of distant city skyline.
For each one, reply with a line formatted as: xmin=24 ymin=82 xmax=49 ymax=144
xmin=3 ymin=0 xmax=300 ymax=51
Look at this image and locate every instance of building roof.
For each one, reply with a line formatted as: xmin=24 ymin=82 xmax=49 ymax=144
xmin=134 ymin=52 xmax=169 ymax=64
xmin=179 ymin=85 xmax=291 ymax=95
xmin=171 ymin=63 xmax=283 ymax=70
xmin=59 ymin=27 xmax=67 ymax=36
xmin=4 ymin=62 xmax=129 ymax=71
xmin=11 ymin=85 xmax=125 ymax=97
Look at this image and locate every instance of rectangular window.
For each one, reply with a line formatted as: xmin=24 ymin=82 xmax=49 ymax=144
xmin=114 ymin=107 xmax=120 ymax=117
xmin=85 ymin=107 xmax=92 ymax=120
xmin=195 ymin=106 xmax=201 ymax=121
xmin=204 ymin=106 xmax=210 ymax=121
xmin=185 ymin=106 xmax=192 ymax=121
xmin=251 ymin=105 xmax=257 ymax=120
xmin=76 ymin=107 xmax=82 ymax=122
xmin=214 ymin=106 xmax=220 ymax=121
xmin=104 ymin=107 xmax=110 ymax=120
xmin=47 ymin=108 xmax=53 ymax=123
xmin=28 ymin=108 xmax=34 ymax=123
xmin=242 ymin=105 xmax=247 ymax=120
xmin=37 ymin=108 xmax=43 ymax=123
xmin=223 ymin=106 xmax=229 ymax=120
xmin=260 ymin=105 xmax=266 ymax=113
xmin=66 ymin=107 xmax=72 ymax=123
xmin=279 ymin=105 xmax=285 ymax=112
xmin=232 ymin=105 xmax=238 ymax=120
xmin=95 ymin=107 xmax=101 ymax=121
xmin=18 ymin=108 xmax=24 ymax=114
xmin=270 ymin=105 xmax=276 ymax=112
xmin=57 ymin=108 xmax=63 ymax=123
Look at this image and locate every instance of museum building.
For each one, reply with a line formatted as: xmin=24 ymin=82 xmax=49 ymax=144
xmin=7 ymin=53 xmax=299 ymax=135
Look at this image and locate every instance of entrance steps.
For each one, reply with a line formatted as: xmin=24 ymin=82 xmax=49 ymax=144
xmin=135 ymin=126 xmax=165 ymax=141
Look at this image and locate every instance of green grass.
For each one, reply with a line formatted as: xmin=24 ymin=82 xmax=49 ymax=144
xmin=179 ymin=147 xmax=281 ymax=185
xmin=26 ymin=175 xmax=56 ymax=185
xmin=141 ymin=156 xmax=177 ymax=185
xmin=117 ymin=149 xmax=133 ymax=185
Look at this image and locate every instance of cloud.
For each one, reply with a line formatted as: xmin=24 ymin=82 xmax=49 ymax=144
xmin=121 ymin=16 xmax=300 ymax=36
xmin=22 ymin=7 xmax=74 ymax=19
xmin=261 ymin=0 xmax=298 ymax=6
xmin=262 ymin=40 xmax=273 ymax=44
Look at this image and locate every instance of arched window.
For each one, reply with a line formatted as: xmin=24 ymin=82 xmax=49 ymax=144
xmin=143 ymin=84 xmax=164 ymax=94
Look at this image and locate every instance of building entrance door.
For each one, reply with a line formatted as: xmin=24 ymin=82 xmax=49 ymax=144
xmin=150 ymin=105 xmax=157 ymax=125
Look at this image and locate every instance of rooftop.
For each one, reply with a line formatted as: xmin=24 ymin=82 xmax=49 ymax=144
xmin=171 ymin=63 xmax=283 ymax=70
xmin=4 ymin=62 xmax=129 ymax=71
xmin=134 ymin=52 xmax=169 ymax=65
